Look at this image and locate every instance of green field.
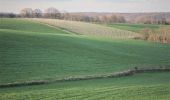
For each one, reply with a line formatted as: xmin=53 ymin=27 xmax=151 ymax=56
xmin=0 ymin=18 xmax=170 ymax=100
xmin=1 ymin=72 xmax=170 ymax=100
xmin=107 ymin=23 xmax=163 ymax=32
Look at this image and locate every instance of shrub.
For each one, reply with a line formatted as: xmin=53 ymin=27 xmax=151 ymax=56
xmin=140 ymin=27 xmax=170 ymax=43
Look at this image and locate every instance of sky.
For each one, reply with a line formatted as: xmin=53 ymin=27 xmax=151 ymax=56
xmin=0 ymin=0 xmax=170 ymax=13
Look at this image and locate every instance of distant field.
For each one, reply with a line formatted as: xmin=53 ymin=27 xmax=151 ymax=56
xmin=107 ymin=23 xmax=170 ymax=43
xmin=29 ymin=18 xmax=141 ymax=39
xmin=107 ymin=23 xmax=163 ymax=32
xmin=0 ymin=18 xmax=170 ymax=100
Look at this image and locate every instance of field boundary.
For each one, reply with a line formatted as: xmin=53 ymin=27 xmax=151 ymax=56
xmin=37 ymin=21 xmax=81 ymax=35
xmin=0 ymin=66 xmax=170 ymax=88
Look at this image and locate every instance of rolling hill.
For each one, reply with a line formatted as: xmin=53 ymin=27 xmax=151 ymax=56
xmin=28 ymin=18 xmax=141 ymax=39
xmin=0 ymin=18 xmax=170 ymax=100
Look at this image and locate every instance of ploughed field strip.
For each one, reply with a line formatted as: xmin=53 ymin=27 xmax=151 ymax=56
xmin=28 ymin=18 xmax=141 ymax=39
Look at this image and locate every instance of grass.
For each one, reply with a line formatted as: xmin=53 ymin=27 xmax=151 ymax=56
xmin=107 ymin=23 xmax=170 ymax=44
xmin=0 ymin=18 xmax=69 ymax=34
xmin=0 ymin=72 xmax=170 ymax=100
xmin=29 ymin=18 xmax=141 ymax=39
xmin=0 ymin=18 xmax=170 ymax=84
xmin=107 ymin=23 xmax=163 ymax=32
xmin=0 ymin=18 xmax=170 ymax=100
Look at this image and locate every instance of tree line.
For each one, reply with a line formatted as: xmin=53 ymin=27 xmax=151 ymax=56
xmin=0 ymin=7 xmax=126 ymax=23
xmin=133 ymin=15 xmax=169 ymax=25
xmin=1 ymin=7 xmax=169 ymax=24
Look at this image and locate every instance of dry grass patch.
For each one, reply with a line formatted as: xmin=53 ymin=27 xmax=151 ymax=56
xmin=141 ymin=27 xmax=170 ymax=43
xmin=27 ymin=18 xmax=141 ymax=39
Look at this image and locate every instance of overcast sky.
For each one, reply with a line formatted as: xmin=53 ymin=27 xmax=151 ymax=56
xmin=0 ymin=0 xmax=170 ymax=13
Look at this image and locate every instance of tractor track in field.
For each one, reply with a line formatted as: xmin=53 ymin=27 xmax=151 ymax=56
xmin=23 ymin=18 xmax=80 ymax=35
xmin=38 ymin=22 xmax=81 ymax=35
xmin=0 ymin=66 xmax=170 ymax=88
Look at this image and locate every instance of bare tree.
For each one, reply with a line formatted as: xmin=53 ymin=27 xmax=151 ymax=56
xmin=60 ymin=10 xmax=70 ymax=20
xmin=110 ymin=14 xmax=118 ymax=23
xmin=20 ymin=8 xmax=33 ymax=18
xmin=118 ymin=16 xmax=126 ymax=23
xmin=0 ymin=13 xmax=17 ymax=18
xmin=97 ymin=14 xmax=126 ymax=23
xmin=134 ymin=15 xmax=168 ymax=25
xmin=100 ymin=15 xmax=108 ymax=23
xmin=44 ymin=7 xmax=61 ymax=19
xmin=33 ymin=9 xmax=42 ymax=18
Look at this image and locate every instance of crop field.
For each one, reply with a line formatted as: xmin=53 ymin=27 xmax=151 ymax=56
xmin=107 ymin=23 xmax=170 ymax=43
xmin=28 ymin=18 xmax=141 ymax=39
xmin=0 ymin=18 xmax=170 ymax=100
xmin=107 ymin=23 xmax=163 ymax=32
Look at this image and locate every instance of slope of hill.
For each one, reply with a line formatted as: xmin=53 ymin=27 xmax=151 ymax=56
xmin=28 ymin=18 xmax=141 ymax=39
xmin=0 ymin=18 xmax=69 ymax=34
xmin=1 ymin=18 xmax=170 ymax=84
xmin=0 ymin=18 xmax=170 ymax=100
